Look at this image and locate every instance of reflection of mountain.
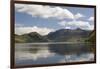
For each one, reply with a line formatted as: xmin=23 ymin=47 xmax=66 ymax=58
xmin=15 ymin=28 xmax=92 ymax=43
xmin=48 ymin=43 xmax=93 ymax=55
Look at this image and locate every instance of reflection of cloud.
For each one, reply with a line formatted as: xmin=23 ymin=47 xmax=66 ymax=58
xmin=59 ymin=53 xmax=94 ymax=62
xmin=59 ymin=20 xmax=94 ymax=30
xmin=16 ymin=49 xmax=55 ymax=61
xmin=88 ymin=16 xmax=94 ymax=21
xmin=16 ymin=50 xmax=94 ymax=64
xmin=32 ymin=50 xmax=55 ymax=60
xmin=15 ymin=26 xmax=54 ymax=35
xmin=15 ymin=43 xmax=94 ymax=64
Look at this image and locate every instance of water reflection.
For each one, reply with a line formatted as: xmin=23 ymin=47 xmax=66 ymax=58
xmin=15 ymin=43 xmax=94 ymax=66
xmin=48 ymin=43 xmax=93 ymax=55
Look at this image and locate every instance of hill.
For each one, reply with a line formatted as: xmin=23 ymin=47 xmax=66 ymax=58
xmin=15 ymin=28 xmax=92 ymax=43
xmin=15 ymin=32 xmax=48 ymax=43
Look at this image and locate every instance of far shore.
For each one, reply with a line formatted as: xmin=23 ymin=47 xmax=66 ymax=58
xmin=15 ymin=42 xmax=92 ymax=45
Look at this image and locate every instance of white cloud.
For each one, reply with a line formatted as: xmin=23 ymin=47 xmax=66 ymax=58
xmin=15 ymin=26 xmax=54 ymax=35
xmin=15 ymin=4 xmax=94 ymax=31
xmin=65 ymin=27 xmax=72 ymax=29
xmin=59 ymin=20 xmax=94 ymax=30
xmin=88 ymin=16 xmax=94 ymax=21
xmin=15 ymin=4 xmax=74 ymax=19
xmin=58 ymin=21 xmax=66 ymax=26
xmin=15 ymin=4 xmax=85 ymax=20
xmin=15 ymin=23 xmax=24 ymax=27
xmin=75 ymin=13 xmax=84 ymax=19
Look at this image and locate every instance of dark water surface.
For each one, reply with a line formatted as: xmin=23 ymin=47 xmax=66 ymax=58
xmin=15 ymin=43 xmax=94 ymax=66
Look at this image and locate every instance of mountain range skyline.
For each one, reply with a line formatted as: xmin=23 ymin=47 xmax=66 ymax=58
xmin=15 ymin=27 xmax=92 ymax=36
xmin=15 ymin=28 xmax=93 ymax=43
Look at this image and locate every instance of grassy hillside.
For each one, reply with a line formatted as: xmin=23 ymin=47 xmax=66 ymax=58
xmin=15 ymin=32 xmax=48 ymax=43
xmin=15 ymin=29 xmax=92 ymax=43
xmin=87 ymin=30 xmax=96 ymax=43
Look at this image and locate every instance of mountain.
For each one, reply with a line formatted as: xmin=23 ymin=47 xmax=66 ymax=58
xmin=46 ymin=28 xmax=91 ymax=42
xmin=87 ymin=30 xmax=96 ymax=43
xmin=15 ymin=32 xmax=48 ymax=43
xmin=15 ymin=28 xmax=92 ymax=43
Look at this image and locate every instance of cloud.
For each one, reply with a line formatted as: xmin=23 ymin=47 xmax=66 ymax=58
xmin=59 ymin=20 xmax=94 ymax=30
xmin=58 ymin=21 xmax=66 ymax=26
xmin=15 ymin=26 xmax=54 ymax=35
xmin=88 ymin=16 xmax=94 ymax=21
xmin=15 ymin=23 xmax=24 ymax=27
xmin=75 ymin=13 xmax=84 ymax=19
xmin=15 ymin=4 xmax=74 ymax=19
xmin=15 ymin=4 xmax=94 ymax=31
xmin=15 ymin=4 xmax=86 ymax=20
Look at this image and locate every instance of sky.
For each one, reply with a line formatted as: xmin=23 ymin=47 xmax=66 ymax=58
xmin=15 ymin=3 xmax=94 ymax=35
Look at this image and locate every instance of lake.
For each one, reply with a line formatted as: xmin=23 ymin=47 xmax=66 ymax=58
xmin=15 ymin=43 xmax=95 ymax=66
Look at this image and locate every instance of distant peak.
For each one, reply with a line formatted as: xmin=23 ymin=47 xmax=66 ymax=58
xmin=28 ymin=32 xmax=38 ymax=34
xmin=75 ymin=28 xmax=82 ymax=30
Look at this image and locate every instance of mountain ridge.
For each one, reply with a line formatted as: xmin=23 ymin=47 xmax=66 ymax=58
xmin=15 ymin=28 xmax=92 ymax=43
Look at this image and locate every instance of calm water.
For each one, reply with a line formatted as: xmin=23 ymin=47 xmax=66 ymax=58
xmin=15 ymin=43 xmax=94 ymax=66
